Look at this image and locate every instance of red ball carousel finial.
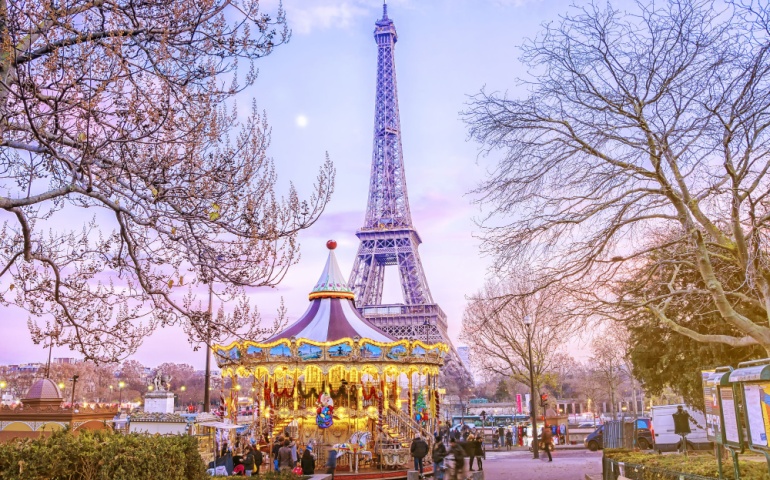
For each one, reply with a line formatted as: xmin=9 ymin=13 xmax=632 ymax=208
xmin=326 ymin=239 xmax=337 ymax=250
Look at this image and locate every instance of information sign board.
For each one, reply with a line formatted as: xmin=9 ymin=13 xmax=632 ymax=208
xmin=743 ymin=383 xmax=770 ymax=448
xmin=720 ymin=387 xmax=741 ymax=445
xmin=701 ymin=371 xmax=722 ymax=442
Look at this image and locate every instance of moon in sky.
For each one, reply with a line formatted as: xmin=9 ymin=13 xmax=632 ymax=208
xmin=295 ymin=114 xmax=309 ymax=128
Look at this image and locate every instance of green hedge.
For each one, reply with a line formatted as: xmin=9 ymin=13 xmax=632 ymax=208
xmin=605 ymin=449 xmax=770 ymax=480
xmin=0 ymin=429 xmax=207 ymax=480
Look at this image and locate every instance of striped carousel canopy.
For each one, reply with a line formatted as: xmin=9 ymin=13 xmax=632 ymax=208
xmin=264 ymin=240 xmax=396 ymax=344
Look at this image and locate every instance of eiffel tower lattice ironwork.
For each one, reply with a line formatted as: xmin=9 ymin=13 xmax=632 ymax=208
xmin=349 ymin=3 xmax=469 ymax=380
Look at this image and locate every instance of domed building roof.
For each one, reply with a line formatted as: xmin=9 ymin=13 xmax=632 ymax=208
xmin=24 ymin=378 xmax=63 ymax=401
xmin=264 ymin=240 xmax=396 ymax=343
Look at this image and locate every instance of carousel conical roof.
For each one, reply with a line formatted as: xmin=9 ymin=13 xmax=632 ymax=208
xmin=265 ymin=240 xmax=396 ymax=343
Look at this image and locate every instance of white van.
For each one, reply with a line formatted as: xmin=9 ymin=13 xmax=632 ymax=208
xmin=650 ymin=404 xmax=712 ymax=452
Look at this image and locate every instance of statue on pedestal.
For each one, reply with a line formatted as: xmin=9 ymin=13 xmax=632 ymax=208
xmin=152 ymin=371 xmax=172 ymax=392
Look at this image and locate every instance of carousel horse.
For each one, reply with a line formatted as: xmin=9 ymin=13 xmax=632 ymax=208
xmin=333 ymin=431 xmax=373 ymax=473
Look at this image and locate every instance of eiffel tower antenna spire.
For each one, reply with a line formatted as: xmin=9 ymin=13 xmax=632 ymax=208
xmin=349 ymin=3 xmax=471 ymax=384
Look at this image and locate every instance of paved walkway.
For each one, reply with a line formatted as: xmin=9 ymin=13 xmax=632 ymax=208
xmin=471 ymin=449 xmax=602 ymax=480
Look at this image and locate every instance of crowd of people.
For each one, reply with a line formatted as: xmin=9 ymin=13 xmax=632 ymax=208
xmin=210 ymin=420 xmax=556 ymax=477
xmin=209 ymin=433 xmax=325 ymax=477
xmin=421 ymin=421 xmax=555 ymax=480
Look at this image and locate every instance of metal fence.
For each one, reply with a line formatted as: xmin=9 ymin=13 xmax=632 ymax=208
xmin=603 ymin=457 xmax=717 ymax=480
xmin=603 ymin=421 xmax=635 ymax=449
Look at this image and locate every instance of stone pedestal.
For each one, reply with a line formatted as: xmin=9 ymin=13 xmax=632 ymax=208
xmin=144 ymin=391 xmax=174 ymax=414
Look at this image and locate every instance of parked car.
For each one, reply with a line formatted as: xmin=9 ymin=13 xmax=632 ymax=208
xmin=577 ymin=422 xmax=598 ymax=428
xmin=651 ymin=404 xmax=712 ymax=452
xmin=635 ymin=418 xmax=655 ymax=450
xmin=584 ymin=418 xmax=654 ymax=451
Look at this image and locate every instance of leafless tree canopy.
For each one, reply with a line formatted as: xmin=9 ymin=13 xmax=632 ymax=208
xmin=465 ymin=0 xmax=770 ymax=352
xmin=461 ymin=278 xmax=578 ymax=392
xmin=0 ymin=0 xmax=335 ymax=362
xmin=589 ymin=333 xmax=628 ymax=418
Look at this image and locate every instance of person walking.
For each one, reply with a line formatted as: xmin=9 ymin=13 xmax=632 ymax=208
xmin=326 ymin=447 xmax=338 ymax=479
xmin=465 ymin=434 xmax=477 ymax=471
xmin=410 ymin=434 xmax=429 ymax=478
xmin=252 ymin=444 xmax=264 ymax=476
xmin=432 ymin=435 xmax=448 ymax=480
xmin=242 ymin=445 xmax=256 ymax=477
xmin=278 ymin=439 xmax=294 ymax=472
xmin=301 ymin=447 xmax=315 ymax=474
xmin=505 ymin=429 xmax=513 ymax=450
xmin=289 ymin=437 xmax=298 ymax=467
xmin=440 ymin=421 xmax=450 ymax=442
xmin=448 ymin=438 xmax=466 ymax=480
xmin=271 ymin=437 xmax=282 ymax=472
xmin=472 ymin=434 xmax=484 ymax=471
xmin=541 ymin=425 xmax=554 ymax=462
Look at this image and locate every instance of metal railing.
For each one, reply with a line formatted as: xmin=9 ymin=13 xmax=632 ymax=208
xmin=382 ymin=407 xmax=433 ymax=454
xmin=602 ymin=457 xmax=717 ymax=480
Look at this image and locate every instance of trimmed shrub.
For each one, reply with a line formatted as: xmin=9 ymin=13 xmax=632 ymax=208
xmin=605 ymin=449 xmax=770 ymax=480
xmin=0 ymin=429 xmax=206 ymax=480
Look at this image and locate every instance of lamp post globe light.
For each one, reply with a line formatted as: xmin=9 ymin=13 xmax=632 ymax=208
xmin=523 ymin=314 xmax=539 ymax=459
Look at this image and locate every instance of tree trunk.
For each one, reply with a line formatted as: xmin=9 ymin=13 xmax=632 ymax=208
xmin=610 ymin=385 xmax=616 ymax=420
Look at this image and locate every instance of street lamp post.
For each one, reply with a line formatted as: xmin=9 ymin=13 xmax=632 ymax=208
xmin=118 ymin=381 xmax=125 ymax=413
xmin=203 ymin=281 xmax=213 ymax=413
xmin=523 ymin=315 xmax=539 ymax=460
xmin=70 ymin=375 xmax=79 ymax=408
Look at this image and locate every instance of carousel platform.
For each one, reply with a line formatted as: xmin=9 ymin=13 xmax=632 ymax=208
xmin=327 ymin=464 xmax=434 ymax=479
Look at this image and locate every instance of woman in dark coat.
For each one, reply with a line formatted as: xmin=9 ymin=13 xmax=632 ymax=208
xmin=472 ymin=435 xmax=484 ymax=471
xmin=301 ymin=447 xmax=316 ymax=474
xmin=464 ymin=435 xmax=476 ymax=471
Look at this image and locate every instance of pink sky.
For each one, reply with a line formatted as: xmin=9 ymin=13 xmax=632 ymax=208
xmin=1 ymin=0 xmax=590 ymax=369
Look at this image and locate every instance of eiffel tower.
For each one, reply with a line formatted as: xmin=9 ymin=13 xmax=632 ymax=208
xmin=349 ymin=3 xmax=471 ymax=383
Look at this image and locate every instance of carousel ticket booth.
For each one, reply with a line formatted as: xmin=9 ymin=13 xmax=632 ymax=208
xmin=213 ymin=241 xmax=448 ymax=476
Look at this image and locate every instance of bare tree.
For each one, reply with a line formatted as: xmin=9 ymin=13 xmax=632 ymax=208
xmin=0 ymin=0 xmax=335 ymax=363
xmin=461 ymin=277 xmax=578 ymax=395
xmin=589 ymin=334 xmax=628 ymax=419
xmin=464 ymin=0 xmax=770 ymax=353
xmin=543 ymin=352 xmax=576 ymax=400
xmin=571 ymin=365 xmax=608 ymax=421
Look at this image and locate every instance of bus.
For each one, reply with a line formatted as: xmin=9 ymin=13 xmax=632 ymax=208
xmin=451 ymin=414 xmax=530 ymax=428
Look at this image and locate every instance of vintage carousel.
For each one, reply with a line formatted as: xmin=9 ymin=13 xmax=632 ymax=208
xmin=213 ymin=240 xmax=448 ymax=476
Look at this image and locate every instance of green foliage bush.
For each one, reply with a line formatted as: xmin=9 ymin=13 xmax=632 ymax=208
xmin=0 ymin=429 xmax=206 ymax=480
xmin=605 ymin=449 xmax=770 ymax=480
